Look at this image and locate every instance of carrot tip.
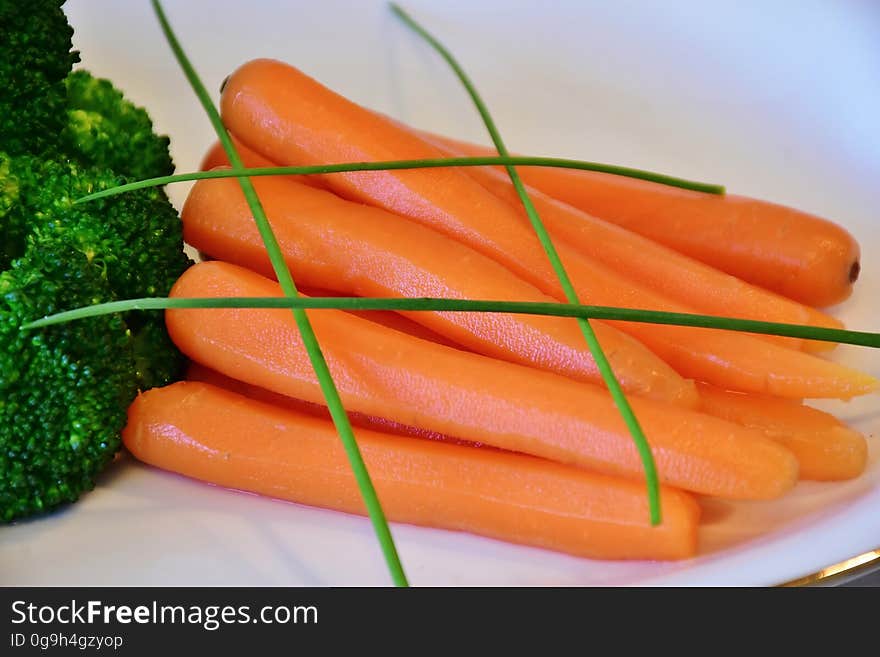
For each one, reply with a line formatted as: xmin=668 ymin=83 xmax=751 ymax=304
xmin=849 ymin=260 xmax=861 ymax=284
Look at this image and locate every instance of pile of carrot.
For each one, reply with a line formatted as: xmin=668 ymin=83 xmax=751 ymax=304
xmin=123 ymin=57 xmax=875 ymax=564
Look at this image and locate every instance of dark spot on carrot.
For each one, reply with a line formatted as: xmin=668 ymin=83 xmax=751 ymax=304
xmin=220 ymin=75 xmax=230 ymax=94
xmin=849 ymin=260 xmax=860 ymax=284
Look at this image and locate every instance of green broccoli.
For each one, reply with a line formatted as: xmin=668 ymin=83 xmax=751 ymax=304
xmin=0 ymin=154 xmax=190 ymax=521
xmin=12 ymin=156 xmax=188 ymax=302
xmin=63 ymin=70 xmax=174 ymax=181
xmin=0 ymin=0 xmax=79 ymax=156
xmin=6 ymin=155 xmax=191 ymax=387
xmin=0 ymin=154 xmax=23 ymax=271
xmin=0 ymin=247 xmax=139 ymax=522
xmin=1 ymin=1 xmax=192 ymax=522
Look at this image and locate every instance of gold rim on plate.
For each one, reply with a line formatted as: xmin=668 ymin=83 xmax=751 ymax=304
xmin=782 ymin=548 xmax=880 ymax=586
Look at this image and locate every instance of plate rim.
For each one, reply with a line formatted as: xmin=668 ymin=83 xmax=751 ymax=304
xmin=782 ymin=548 xmax=880 ymax=587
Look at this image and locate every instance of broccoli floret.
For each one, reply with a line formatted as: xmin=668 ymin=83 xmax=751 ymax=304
xmin=0 ymin=152 xmax=192 ymax=523
xmin=6 ymin=155 xmax=191 ymax=389
xmin=0 ymin=154 xmax=23 ymax=270
xmin=0 ymin=246 xmax=139 ymax=522
xmin=1 ymin=1 xmax=193 ymax=522
xmin=129 ymin=316 xmax=187 ymax=391
xmin=0 ymin=154 xmax=18 ymax=217
xmin=63 ymin=70 xmax=174 ymax=180
xmin=15 ymin=156 xmax=188 ymax=301
xmin=0 ymin=0 xmax=79 ymax=156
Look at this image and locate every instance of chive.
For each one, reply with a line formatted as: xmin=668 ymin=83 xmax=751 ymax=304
xmin=151 ymin=0 xmax=408 ymax=587
xmin=22 ymin=295 xmax=880 ymax=349
xmin=74 ymin=156 xmax=723 ymax=204
xmin=390 ymin=4 xmax=662 ymax=523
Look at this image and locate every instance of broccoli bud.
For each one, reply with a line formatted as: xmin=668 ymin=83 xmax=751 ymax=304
xmin=0 ymin=247 xmax=138 ymax=521
xmin=0 ymin=0 xmax=79 ymax=156
xmin=63 ymin=70 xmax=175 ymax=181
xmin=1 ymin=1 xmax=192 ymax=522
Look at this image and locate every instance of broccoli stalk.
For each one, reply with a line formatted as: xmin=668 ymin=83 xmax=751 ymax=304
xmin=0 ymin=1 xmax=191 ymax=521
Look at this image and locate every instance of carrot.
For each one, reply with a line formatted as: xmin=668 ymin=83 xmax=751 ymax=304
xmin=219 ymin=59 xmax=876 ymax=399
xmin=200 ymin=137 xmax=323 ymax=190
xmin=697 ymin=384 xmax=867 ymax=481
xmin=421 ymin=132 xmax=842 ymax=353
xmin=277 ymin=295 xmax=864 ymax=481
xmin=123 ymin=381 xmax=702 ymax=561
xmin=182 ymin=172 xmax=698 ymax=407
xmin=212 ymin=291 xmax=862 ymax=481
xmin=339 ymin=308 xmax=461 ymax=348
xmin=200 ymin=136 xmax=273 ymax=171
xmin=203 ymin=142 xmax=464 ymax=352
xmin=291 ymin=284 xmax=464 ymax=348
xmin=166 ymin=260 xmax=800 ymax=499
xmin=219 ymin=59 xmax=582 ymax=284
xmin=424 ymin=133 xmax=860 ymax=308
xmin=207 ymin=130 xmax=839 ymax=355
xmin=187 ymin=361 xmax=464 ymax=445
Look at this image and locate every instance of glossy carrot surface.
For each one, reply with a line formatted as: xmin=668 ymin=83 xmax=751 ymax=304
xmin=698 ymin=384 xmax=867 ymax=481
xmin=187 ymin=362 xmax=460 ymax=444
xmin=200 ymin=136 xmax=324 ymax=189
xmin=422 ymin=132 xmax=842 ymax=352
xmin=166 ymin=261 xmax=801 ymax=500
xmin=428 ymin=134 xmax=860 ymax=308
xmin=219 ymin=59 xmax=875 ymax=399
xmin=124 ymin=381 xmax=702 ymax=561
xmin=183 ymin=172 xmax=696 ymax=406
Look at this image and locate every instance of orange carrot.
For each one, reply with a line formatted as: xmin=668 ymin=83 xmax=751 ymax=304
xmin=697 ymin=384 xmax=867 ymax=481
xmin=290 ymin=293 xmax=864 ymax=482
xmin=200 ymin=137 xmax=323 ymax=189
xmin=206 ymin=146 xmax=461 ymax=352
xmin=166 ymin=261 xmax=800 ymax=500
xmin=200 ymin=136 xmax=273 ymax=171
xmin=219 ymin=59 xmax=605 ymax=294
xmin=339 ymin=308 xmax=461 ymax=348
xmin=421 ymin=132 xmax=842 ymax=352
xmin=292 ymin=284 xmax=464 ymax=348
xmin=187 ymin=361 xmax=464 ymax=445
xmin=123 ymin=381 xmax=702 ymax=561
xmin=219 ymin=59 xmax=876 ymax=399
xmin=301 ymin=289 xmax=463 ymax=349
xmin=425 ymin=133 xmax=860 ymax=308
xmin=182 ymin=172 xmax=698 ymax=407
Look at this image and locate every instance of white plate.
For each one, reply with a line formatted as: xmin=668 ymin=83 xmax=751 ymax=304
xmin=2 ymin=0 xmax=878 ymax=586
